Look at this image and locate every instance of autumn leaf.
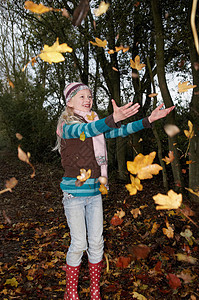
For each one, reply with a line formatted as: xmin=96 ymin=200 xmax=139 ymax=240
xmin=151 ymin=222 xmax=160 ymax=234
xmin=108 ymin=49 xmax=115 ymax=54
xmin=178 ymin=81 xmax=197 ymax=93
xmin=130 ymin=207 xmax=141 ymax=218
xmin=177 ymin=270 xmax=195 ymax=283
xmin=127 ymin=152 xmax=163 ymax=180
xmin=125 ymin=175 xmax=143 ymax=195
xmin=99 ymin=183 xmax=108 ymax=195
xmin=112 ymin=67 xmax=118 ymax=72
xmin=80 ymin=131 xmax=86 ymax=141
xmin=163 ymin=220 xmax=174 ymax=238
xmin=90 ymin=38 xmax=107 ymax=48
xmin=129 ymin=244 xmax=151 ymax=260
xmin=162 ymin=151 xmax=175 ymax=164
xmin=130 ymin=55 xmax=146 ymax=71
xmin=24 ymin=1 xmax=61 ymax=14
xmin=8 ymin=78 xmax=14 ymax=89
xmin=39 ymin=38 xmax=73 ymax=64
xmin=148 ymin=93 xmax=158 ymax=97
xmin=5 ymin=277 xmax=18 ymax=287
xmin=76 ymin=168 xmax=91 ymax=182
xmin=116 ymin=256 xmax=131 ymax=268
xmin=153 ymin=189 xmax=182 ymax=210
xmin=94 ymin=1 xmax=110 ymax=16
xmin=18 ymin=146 xmax=35 ymax=178
xmin=164 ymin=124 xmax=180 ymax=137
xmin=115 ymin=208 xmax=125 ymax=219
xmin=16 ymin=133 xmax=23 ymax=140
xmin=184 ymin=120 xmax=194 ymax=139
xmin=176 ymin=253 xmax=197 ymax=264
xmin=110 ymin=215 xmax=123 ymax=226
xmin=132 ymin=292 xmax=147 ymax=300
xmin=166 ymin=273 xmax=181 ymax=289
xmin=185 ymin=187 xmax=199 ymax=197
xmin=86 ymin=111 xmax=97 ymax=120
xmin=0 ymin=177 xmax=18 ymax=194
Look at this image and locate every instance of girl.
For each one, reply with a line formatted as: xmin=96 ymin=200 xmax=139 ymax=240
xmin=55 ymin=82 xmax=174 ymax=300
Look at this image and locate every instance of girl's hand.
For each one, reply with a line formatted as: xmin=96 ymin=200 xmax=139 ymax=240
xmin=148 ymin=103 xmax=175 ymax=123
xmin=112 ymin=99 xmax=140 ymax=123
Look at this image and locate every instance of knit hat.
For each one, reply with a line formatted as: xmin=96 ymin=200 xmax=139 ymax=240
xmin=64 ymin=82 xmax=92 ymax=103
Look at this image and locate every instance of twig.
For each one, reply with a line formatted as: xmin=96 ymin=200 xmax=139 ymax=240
xmin=191 ymin=0 xmax=199 ymax=54
xmin=178 ymin=208 xmax=199 ymax=228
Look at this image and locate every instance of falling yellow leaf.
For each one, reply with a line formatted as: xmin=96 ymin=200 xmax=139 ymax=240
xmin=178 ymin=81 xmax=197 ymax=93
xmin=186 ymin=160 xmax=193 ymax=164
xmin=16 ymin=133 xmax=23 ymax=140
xmin=80 ymin=131 xmax=86 ymax=141
xmin=184 ymin=120 xmax=194 ymax=139
xmin=185 ymin=187 xmax=199 ymax=197
xmin=127 ymin=152 xmax=163 ymax=180
xmin=164 ymin=124 xmax=180 ymax=137
xmin=153 ymin=189 xmax=182 ymax=210
xmin=162 ymin=151 xmax=175 ymax=164
xmin=112 ymin=67 xmax=118 ymax=71
xmin=24 ymin=1 xmax=61 ymax=14
xmin=86 ymin=111 xmax=97 ymax=121
xmin=99 ymin=183 xmax=108 ymax=194
xmin=18 ymin=146 xmax=35 ymax=178
xmin=108 ymin=49 xmax=115 ymax=54
xmin=115 ymin=45 xmax=123 ymax=52
xmin=8 ymin=79 xmax=14 ymax=89
xmin=77 ymin=169 xmax=91 ymax=182
xmin=90 ymin=38 xmax=107 ymax=48
xmin=148 ymin=93 xmax=158 ymax=98
xmin=130 ymin=55 xmax=146 ymax=71
xmin=94 ymin=1 xmax=110 ymax=16
xmin=125 ymin=175 xmax=143 ymax=195
xmin=39 ymin=38 xmax=73 ymax=64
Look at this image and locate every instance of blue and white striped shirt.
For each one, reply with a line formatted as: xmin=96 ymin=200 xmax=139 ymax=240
xmin=60 ymin=116 xmax=147 ymax=197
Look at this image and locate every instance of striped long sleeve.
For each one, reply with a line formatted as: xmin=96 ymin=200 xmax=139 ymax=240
xmin=62 ymin=115 xmax=119 ymax=139
xmin=105 ymin=118 xmax=151 ymax=139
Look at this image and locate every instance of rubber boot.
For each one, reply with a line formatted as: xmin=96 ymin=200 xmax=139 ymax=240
xmin=63 ymin=264 xmax=80 ymax=300
xmin=89 ymin=261 xmax=102 ymax=300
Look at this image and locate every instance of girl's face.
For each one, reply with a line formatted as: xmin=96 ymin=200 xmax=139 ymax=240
xmin=67 ymin=89 xmax=92 ymax=112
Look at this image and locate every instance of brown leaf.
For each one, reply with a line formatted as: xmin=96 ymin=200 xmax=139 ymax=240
xmin=110 ymin=215 xmax=123 ymax=226
xmin=129 ymin=244 xmax=151 ymax=260
xmin=3 ymin=210 xmax=12 ymax=224
xmin=72 ymin=0 xmax=89 ymax=26
xmin=5 ymin=177 xmax=18 ymax=190
xmin=62 ymin=8 xmax=70 ymax=19
xmin=130 ymin=208 xmax=141 ymax=219
xmin=166 ymin=273 xmax=181 ymax=289
xmin=116 ymin=256 xmax=131 ymax=268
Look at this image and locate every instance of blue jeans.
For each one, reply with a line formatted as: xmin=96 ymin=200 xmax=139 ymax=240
xmin=62 ymin=193 xmax=104 ymax=267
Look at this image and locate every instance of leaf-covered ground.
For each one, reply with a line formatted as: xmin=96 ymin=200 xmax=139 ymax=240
xmin=0 ymin=152 xmax=199 ymax=299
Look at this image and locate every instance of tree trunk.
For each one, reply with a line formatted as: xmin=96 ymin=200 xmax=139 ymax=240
xmin=187 ymin=0 xmax=199 ymax=202
xmin=151 ymin=0 xmax=183 ymax=191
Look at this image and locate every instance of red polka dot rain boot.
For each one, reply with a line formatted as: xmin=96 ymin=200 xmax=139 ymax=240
xmin=63 ymin=264 xmax=80 ymax=300
xmin=89 ymin=261 xmax=102 ymax=300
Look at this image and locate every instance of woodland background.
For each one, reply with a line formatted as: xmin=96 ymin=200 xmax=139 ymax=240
xmin=0 ymin=0 xmax=199 ymax=299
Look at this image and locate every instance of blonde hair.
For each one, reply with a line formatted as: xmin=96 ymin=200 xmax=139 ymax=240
xmin=53 ymin=106 xmax=83 ymax=153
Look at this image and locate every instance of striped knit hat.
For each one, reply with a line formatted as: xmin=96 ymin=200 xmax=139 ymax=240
xmin=64 ymin=82 xmax=92 ymax=103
